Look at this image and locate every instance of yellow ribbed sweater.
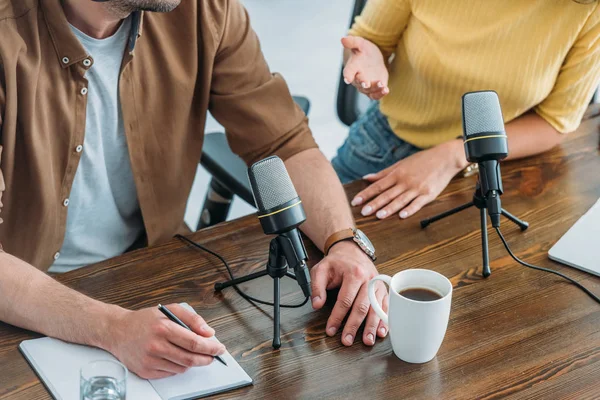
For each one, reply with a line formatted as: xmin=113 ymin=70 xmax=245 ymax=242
xmin=349 ymin=0 xmax=600 ymax=148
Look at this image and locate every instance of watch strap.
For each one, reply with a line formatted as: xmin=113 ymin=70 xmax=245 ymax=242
xmin=324 ymin=228 xmax=355 ymax=255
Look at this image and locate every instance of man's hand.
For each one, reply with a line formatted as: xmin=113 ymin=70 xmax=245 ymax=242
xmin=311 ymin=241 xmax=388 ymax=346
xmin=351 ymin=140 xmax=469 ymax=220
xmin=342 ymin=36 xmax=390 ymax=100
xmin=106 ymin=303 xmax=226 ymax=379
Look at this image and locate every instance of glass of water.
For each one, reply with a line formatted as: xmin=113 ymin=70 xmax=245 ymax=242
xmin=80 ymin=360 xmax=127 ymax=400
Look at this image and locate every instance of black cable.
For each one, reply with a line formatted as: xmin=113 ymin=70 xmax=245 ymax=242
xmin=175 ymin=234 xmax=309 ymax=308
xmin=495 ymin=227 xmax=600 ymax=304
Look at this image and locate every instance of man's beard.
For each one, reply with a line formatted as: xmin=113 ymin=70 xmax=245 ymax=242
xmin=106 ymin=0 xmax=181 ymax=16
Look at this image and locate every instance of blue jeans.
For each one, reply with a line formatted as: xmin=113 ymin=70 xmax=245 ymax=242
xmin=332 ymin=103 xmax=422 ymax=184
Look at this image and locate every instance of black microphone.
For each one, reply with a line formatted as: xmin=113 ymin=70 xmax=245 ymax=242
xmin=247 ymin=156 xmax=312 ymax=298
xmin=462 ymin=90 xmax=508 ymax=228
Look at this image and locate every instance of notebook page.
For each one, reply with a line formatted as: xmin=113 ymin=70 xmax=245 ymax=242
xmin=19 ymin=337 xmax=160 ymax=400
xmin=148 ymin=303 xmax=252 ymax=400
xmin=148 ymin=347 xmax=252 ymax=400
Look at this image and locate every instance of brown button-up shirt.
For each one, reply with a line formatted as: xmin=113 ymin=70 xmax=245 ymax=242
xmin=0 ymin=0 xmax=317 ymax=271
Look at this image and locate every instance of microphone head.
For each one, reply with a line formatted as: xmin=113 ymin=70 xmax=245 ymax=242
xmin=462 ymin=91 xmax=505 ymax=138
xmin=248 ymin=156 xmax=306 ymax=234
xmin=462 ymin=90 xmax=508 ymax=162
xmin=248 ymin=156 xmax=298 ymax=213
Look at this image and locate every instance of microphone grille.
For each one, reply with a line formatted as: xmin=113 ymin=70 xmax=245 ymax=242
xmin=248 ymin=156 xmax=299 ymax=212
xmin=462 ymin=91 xmax=505 ymax=137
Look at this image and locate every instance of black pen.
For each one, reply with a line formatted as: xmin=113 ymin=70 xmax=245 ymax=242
xmin=158 ymin=304 xmax=227 ymax=366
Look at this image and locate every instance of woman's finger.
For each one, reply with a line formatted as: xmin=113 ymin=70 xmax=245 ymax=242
xmin=361 ymin=185 xmax=406 ymax=218
xmin=351 ymin=169 xmax=396 ymax=207
xmin=353 ymin=176 xmax=396 ymax=215
xmin=343 ymin=61 xmax=360 ymax=85
xmin=377 ymin=190 xmax=419 ymax=219
xmin=369 ymin=87 xmax=390 ymax=100
xmin=399 ymin=194 xmax=433 ymax=219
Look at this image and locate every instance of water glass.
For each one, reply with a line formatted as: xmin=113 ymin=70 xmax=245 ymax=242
xmin=80 ymin=360 xmax=127 ymax=400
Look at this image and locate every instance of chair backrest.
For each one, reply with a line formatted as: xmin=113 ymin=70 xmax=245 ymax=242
xmin=336 ymin=0 xmax=371 ymax=127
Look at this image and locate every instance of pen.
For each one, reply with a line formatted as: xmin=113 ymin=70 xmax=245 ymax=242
xmin=158 ymin=304 xmax=227 ymax=366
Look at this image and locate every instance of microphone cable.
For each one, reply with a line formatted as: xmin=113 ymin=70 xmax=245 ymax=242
xmin=494 ymin=228 xmax=600 ymax=304
xmin=175 ymin=234 xmax=309 ymax=309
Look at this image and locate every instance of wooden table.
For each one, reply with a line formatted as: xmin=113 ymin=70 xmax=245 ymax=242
xmin=2 ymin=108 xmax=600 ymax=400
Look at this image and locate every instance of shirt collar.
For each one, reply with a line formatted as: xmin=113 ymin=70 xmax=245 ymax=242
xmin=41 ymin=0 xmax=144 ymax=68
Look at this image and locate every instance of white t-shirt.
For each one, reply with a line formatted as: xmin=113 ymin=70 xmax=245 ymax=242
xmin=50 ymin=17 xmax=144 ymax=273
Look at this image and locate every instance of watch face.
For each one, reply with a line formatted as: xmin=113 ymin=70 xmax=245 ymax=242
xmin=355 ymin=229 xmax=375 ymax=253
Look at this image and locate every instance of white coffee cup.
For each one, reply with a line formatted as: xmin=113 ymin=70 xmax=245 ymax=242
xmin=368 ymin=269 xmax=453 ymax=363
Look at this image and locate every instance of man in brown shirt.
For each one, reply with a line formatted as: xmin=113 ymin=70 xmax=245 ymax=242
xmin=0 ymin=0 xmax=389 ymax=378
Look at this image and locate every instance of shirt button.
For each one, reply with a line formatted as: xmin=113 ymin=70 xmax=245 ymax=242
xmin=83 ymin=59 xmax=92 ymax=67
xmin=81 ymin=87 xmax=88 ymax=95
xmin=63 ymin=198 xmax=70 ymax=207
xmin=75 ymin=145 xmax=83 ymax=153
xmin=54 ymin=252 xmax=61 ymax=260
xmin=62 ymin=57 xmax=70 ymax=64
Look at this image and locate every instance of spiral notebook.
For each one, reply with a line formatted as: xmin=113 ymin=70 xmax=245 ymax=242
xmin=19 ymin=303 xmax=252 ymax=400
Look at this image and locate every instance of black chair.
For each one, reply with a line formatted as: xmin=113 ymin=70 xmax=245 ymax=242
xmin=336 ymin=0 xmax=370 ymax=127
xmin=198 ymin=0 xmax=368 ymax=230
xmin=197 ymin=96 xmax=311 ymax=230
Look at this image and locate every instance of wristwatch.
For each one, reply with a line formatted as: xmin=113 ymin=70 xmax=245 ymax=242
xmin=324 ymin=228 xmax=376 ymax=261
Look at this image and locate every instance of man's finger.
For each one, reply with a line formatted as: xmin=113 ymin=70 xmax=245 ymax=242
xmin=165 ymin=303 xmax=214 ymax=337
xmin=399 ymin=194 xmax=433 ymax=219
xmin=147 ymin=355 xmax=190 ymax=374
xmin=362 ymin=285 xmax=385 ymax=345
xmin=165 ymin=324 xmax=226 ymax=356
xmin=341 ymin=284 xmax=371 ymax=346
xmin=377 ymin=293 xmax=389 ymax=338
xmin=310 ymin=261 xmax=329 ymax=310
xmin=160 ymin=343 xmax=216 ymax=368
xmin=326 ymin=273 xmax=363 ymax=337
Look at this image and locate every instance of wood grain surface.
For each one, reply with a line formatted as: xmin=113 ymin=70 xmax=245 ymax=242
xmin=1 ymin=106 xmax=600 ymax=400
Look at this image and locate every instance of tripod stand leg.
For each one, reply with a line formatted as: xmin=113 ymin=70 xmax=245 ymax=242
xmin=501 ymin=209 xmax=529 ymax=231
xmin=421 ymin=202 xmax=475 ymax=228
xmin=214 ymin=269 xmax=269 ymax=291
xmin=480 ymin=208 xmax=491 ymax=278
xmin=273 ymin=277 xmax=281 ymax=349
xmin=285 ymin=272 xmax=297 ymax=280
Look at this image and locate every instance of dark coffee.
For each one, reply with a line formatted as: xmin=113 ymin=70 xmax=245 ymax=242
xmin=399 ymin=287 xmax=442 ymax=302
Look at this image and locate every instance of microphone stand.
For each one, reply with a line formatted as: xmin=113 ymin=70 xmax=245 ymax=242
xmin=420 ymin=181 xmax=529 ymax=277
xmin=213 ymin=235 xmax=302 ymax=349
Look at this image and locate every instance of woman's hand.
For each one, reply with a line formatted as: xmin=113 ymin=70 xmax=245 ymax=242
xmin=351 ymin=140 xmax=469 ymax=219
xmin=342 ymin=36 xmax=390 ymax=100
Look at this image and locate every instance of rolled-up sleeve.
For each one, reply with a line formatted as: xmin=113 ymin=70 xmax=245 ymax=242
xmin=534 ymin=7 xmax=600 ymax=134
xmin=208 ymin=0 xmax=318 ymax=165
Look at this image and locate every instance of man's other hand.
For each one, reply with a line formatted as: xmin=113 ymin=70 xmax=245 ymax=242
xmin=107 ymin=303 xmax=225 ymax=379
xmin=311 ymin=241 xmax=389 ymax=346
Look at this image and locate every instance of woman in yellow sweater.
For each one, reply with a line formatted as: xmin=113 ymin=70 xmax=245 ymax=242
xmin=332 ymin=0 xmax=600 ymax=220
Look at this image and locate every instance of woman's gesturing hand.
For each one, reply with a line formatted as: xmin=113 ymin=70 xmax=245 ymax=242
xmin=342 ymin=36 xmax=390 ymax=101
xmin=351 ymin=140 xmax=469 ymax=220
